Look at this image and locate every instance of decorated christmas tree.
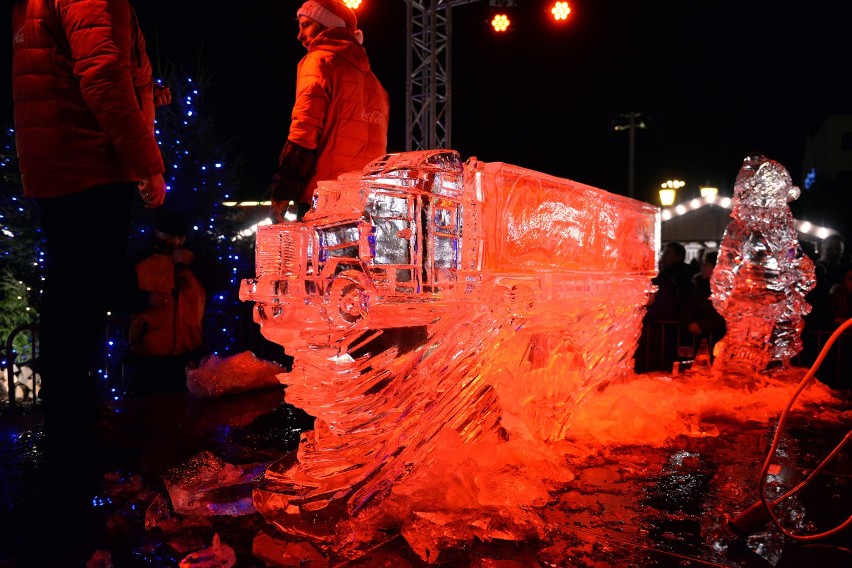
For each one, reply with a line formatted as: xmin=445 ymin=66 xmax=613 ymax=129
xmin=134 ymin=65 xmax=255 ymax=308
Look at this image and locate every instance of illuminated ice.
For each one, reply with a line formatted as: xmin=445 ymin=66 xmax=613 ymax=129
xmin=186 ymin=351 xmax=285 ymax=398
xmin=711 ymin=154 xmax=816 ymax=375
xmin=178 ymin=533 xmax=236 ymax=568
xmin=163 ymin=451 xmax=267 ymax=517
xmin=240 ymin=149 xmax=659 ymax=557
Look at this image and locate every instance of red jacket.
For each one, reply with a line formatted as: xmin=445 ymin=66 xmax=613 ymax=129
xmin=129 ymin=252 xmax=206 ymax=357
xmin=287 ymin=27 xmax=389 ymax=202
xmin=11 ymin=0 xmax=164 ymax=198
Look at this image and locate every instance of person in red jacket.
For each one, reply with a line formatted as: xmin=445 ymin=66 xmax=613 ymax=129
xmin=270 ymin=0 xmax=390 ymax=222
xmin=124 ymin=211 xmax=209 ymax=396
xmin=11 ymin=3 xmax=166 ymax=554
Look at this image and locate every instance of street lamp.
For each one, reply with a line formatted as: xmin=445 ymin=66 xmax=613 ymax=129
xmin=659 ymin=179 xmax=684 ymax=206
xmin=700 ymin=186 xmax=718 ymax=199
xmin=613 ymin=112 xmax=646 ymax=199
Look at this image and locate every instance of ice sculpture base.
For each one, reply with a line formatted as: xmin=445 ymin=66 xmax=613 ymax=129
xmin=255 ymin=424 xmax=574 ymax=558
xmin=251 ymin=274 xmax=649 ymax=557
xmin=253 ymin=451 xmax=341 ymax=541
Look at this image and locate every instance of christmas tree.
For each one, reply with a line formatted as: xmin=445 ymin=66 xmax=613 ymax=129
xmin=135 ymin=65 xmax=255 ymax=306
xmin=142 ymin=66 xmax=258 ymax=364
xmin=0 ymin=127 xmax=40 ymax=365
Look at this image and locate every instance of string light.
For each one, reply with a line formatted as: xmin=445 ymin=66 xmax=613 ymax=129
xmin=659 ymin=193 xmax=838 ymax=240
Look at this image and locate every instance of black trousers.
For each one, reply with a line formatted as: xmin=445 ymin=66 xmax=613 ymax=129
xmin=37 ymin=183 xmax=134 ymax=418
xmin=34 ymin=182 xmax=135 ymax=563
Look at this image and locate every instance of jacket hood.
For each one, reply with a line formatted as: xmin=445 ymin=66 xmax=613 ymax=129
xmin=308 ymin=27 xmax=370 ymax=70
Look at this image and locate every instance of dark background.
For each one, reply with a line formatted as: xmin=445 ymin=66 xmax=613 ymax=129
xmin=3 ymin=0 xmax=851 ymax=205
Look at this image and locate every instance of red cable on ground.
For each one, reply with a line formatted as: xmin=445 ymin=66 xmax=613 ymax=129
xmin=728 ymin=317 xmax=852 ymax=541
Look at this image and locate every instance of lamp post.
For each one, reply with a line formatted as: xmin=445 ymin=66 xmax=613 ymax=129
xmin=614 ymin=112 xmax=646 ymax=199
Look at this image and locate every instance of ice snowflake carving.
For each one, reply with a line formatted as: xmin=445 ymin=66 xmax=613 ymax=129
xmin=240 ymin=150 xmax=658 ymax=559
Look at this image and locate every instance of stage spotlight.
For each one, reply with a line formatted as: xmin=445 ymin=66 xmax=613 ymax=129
xmin=551 ymin=2 xmax=571 ymax=22
xmin=491 ymin=13 xmax=511 ymax=32
xmin=489 ymin=0 xmax=515 ymax=33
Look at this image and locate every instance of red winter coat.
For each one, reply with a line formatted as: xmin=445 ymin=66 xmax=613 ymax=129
xmin=129 ymin=252 xmax=206 ymax=357
xmin=287 ymin=27 xmax=389 ymax=202
xmin=11 ymin=0 xmax=164 ymax=198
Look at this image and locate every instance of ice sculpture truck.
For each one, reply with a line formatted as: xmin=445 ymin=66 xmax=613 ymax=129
xmin=240 ymin=149 xmax=659 ymax=547
xmin=241 ymin=149 xmax=659 ymax=348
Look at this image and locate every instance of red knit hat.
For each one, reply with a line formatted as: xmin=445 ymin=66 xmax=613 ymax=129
xmin=297 ymin=0 xmax=358 ymax=31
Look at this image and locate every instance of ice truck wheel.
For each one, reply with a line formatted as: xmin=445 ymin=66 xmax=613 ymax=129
xmin=329 ymin=271 xmax=370 ymax=325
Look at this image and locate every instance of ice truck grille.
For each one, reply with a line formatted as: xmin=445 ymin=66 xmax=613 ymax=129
xmin=257 ymin=228 xmax=299 ymax=277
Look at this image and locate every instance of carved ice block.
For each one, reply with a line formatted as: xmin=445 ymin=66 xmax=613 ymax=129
xmin=240 ymin=150 xmax=659 ymax=547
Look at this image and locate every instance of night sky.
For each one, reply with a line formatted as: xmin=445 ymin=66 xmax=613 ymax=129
xmin=3 ymin=1 xmax=851 ymax=204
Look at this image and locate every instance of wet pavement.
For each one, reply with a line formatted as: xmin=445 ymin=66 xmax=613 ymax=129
xmin=1 ymin=383 xmax=851 ymax=567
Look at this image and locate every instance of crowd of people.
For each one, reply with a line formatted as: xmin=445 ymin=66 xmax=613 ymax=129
xmin=636 ymin=242 xmax=709 ymax=373
xmin=13 ymin=0 xmax=849 ymax=405
xmin=801 ymin=234 xmax=852 ymax=383
xmin=805 ymin=234 xmax=852 ymax=330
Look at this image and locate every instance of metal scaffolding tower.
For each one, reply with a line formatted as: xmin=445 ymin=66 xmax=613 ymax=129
xmin=404 ymin=0 xmax=480 ymax=151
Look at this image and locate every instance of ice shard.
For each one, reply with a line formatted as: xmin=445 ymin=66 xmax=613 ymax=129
xmin=240 ymin=149 xmax=658 ymax=556
xmin=710 ymin=153 xmax=816 ymax=375
xmin=185 ymin=351 xmax=285 ymax=398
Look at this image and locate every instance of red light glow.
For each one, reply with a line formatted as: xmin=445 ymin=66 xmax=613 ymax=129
xmin=343 ymin=0 xmax=362 ymax=9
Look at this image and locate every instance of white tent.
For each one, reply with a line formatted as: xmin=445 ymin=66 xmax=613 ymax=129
xmin=659 ymin=195 xmax=837 ymax=262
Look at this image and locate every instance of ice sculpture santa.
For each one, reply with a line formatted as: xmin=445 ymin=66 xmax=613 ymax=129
xmin=710 ymin=153 xmax=815 ymax=375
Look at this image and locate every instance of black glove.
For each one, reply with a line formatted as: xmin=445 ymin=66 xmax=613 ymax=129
xmin=269 ymin=140 xmax=318 ymax=204
xmin=269 ymin=174 xmax=304 ymax=208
